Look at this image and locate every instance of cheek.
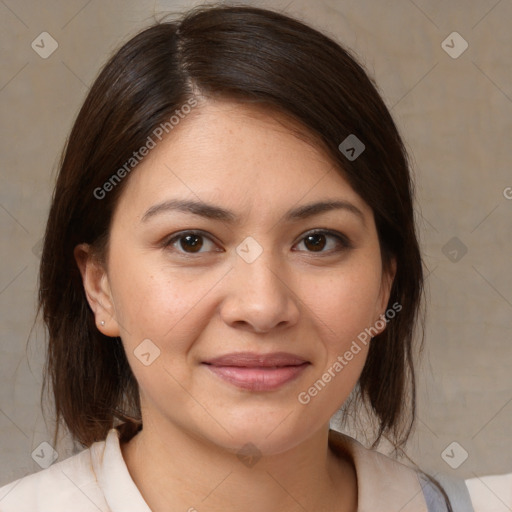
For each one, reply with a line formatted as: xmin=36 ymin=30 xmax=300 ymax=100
xmin=108 ymin=249 xmax=226 ymax=351
xmin=295 ymin=266 xmax=379 ymax=414
xmin=108 ymin=259 xmax=217 ymax=395
xmin=303 ymin=257 xmax=384 ymax=351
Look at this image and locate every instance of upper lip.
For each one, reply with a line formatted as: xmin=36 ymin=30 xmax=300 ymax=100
xmin=203 ymin=352 xmax=309 ymax=367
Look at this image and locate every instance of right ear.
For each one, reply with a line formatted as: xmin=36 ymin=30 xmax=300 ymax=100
xmin=73 ymin=243 xmax=121 ymax=337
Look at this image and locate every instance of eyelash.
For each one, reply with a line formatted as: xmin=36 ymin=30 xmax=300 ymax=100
xmin=162 ymin=229 xmax=353 ymax=257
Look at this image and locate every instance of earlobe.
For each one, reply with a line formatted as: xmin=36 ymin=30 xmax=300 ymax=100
xmin=73 ymin=243 xmax=121 ymax=337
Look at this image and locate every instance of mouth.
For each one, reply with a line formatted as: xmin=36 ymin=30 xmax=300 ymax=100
xmin=202 ymin=352 xmax=310 ymax=391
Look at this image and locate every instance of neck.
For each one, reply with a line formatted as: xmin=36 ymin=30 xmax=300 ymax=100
xmin=121 ymin=420 xmax=357 ymax=512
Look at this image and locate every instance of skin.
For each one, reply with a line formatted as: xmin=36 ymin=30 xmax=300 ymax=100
xmin=75 ymin=99 xmax=396 ymax=512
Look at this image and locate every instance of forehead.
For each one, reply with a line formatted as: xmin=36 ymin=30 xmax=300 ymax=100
xmin=114 ymin=98 xmax=369 ymax=221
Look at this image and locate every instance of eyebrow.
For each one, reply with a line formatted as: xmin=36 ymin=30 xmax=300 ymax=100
xmin=141 ymin=198 xmax=365 ymax=225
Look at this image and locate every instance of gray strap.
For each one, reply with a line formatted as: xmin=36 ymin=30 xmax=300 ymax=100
xmin=419 ymin=472 xmax=450 ymax=511
xmin=419 ymin=472 xmax=475 ymax=512
xmin=436 ymin=474 xmax=475 ymax=512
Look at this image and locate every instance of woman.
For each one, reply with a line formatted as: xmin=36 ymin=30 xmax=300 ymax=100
xmin=0 ymin=5 xmax=477 ymax=511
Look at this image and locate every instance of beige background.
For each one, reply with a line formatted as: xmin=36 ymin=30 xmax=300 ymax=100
xmin=1 ymin=0 xmax=511 ymax=490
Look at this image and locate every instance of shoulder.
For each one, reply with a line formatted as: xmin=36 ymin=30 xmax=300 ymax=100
xmin=0 ymin=439 xmax=109 ymax=512
xmin=328 ymin=429 xmax=435 ymax=511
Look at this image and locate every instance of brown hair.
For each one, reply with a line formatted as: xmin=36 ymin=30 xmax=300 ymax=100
xmin=41 ymin=0 xmax=430 ymax=484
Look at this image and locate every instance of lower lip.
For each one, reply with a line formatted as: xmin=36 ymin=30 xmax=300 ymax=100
xmin=204 ymin=363 xmax=309 ymax=391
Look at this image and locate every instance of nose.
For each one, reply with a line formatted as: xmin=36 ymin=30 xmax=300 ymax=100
xmin=219 ymin=245 xmax=300 ymax=334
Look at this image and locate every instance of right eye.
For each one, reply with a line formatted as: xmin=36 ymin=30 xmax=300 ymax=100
xmin=163 ymin=230 xmax=222 ymax=255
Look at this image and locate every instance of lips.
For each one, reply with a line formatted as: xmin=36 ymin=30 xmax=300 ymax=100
xmin=202 ymin=352 xmax=310 ymax=391
xmin=204 ymin=352 xmax=308 ymax=367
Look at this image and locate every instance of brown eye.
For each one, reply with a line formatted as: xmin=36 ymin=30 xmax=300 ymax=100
xmin=179 ymin=234 xmax=203 ymax=253
xmin=304 ymin=233 xmax=327 ymax=252
xmin=294 ymin=230 xmax=352 ymax=254
xmin=164 ymin=231 xmax=219 ymax=255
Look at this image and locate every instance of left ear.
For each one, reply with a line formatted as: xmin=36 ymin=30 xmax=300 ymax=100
xmin=74 ymin=243 xmax=121 ymax=337
xmin=374 ymin=256 xmax=397 ymax=333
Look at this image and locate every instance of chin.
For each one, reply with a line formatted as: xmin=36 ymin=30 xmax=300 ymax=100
xmin=191 ymin=413 xmax=316 ymax=458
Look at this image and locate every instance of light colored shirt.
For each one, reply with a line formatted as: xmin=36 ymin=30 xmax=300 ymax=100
xmin=0 ymin=427 xmax=492 ymax=511
xmin=465 ymin=472 xmax=512 ymax=512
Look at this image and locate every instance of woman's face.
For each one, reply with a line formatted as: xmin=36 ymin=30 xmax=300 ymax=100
xmin=90 ymin=99 xmax=395 ymax=455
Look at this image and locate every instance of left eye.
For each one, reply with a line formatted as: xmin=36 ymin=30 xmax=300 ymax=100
xmin=293 ymin=230 xmax=350 ymax=253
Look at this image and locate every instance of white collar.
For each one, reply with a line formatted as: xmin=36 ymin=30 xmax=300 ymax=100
xmin=90 ymin=428 xmax=151 ymax=511
xmin=91 ymin=427 xmax=427 ymax=512
xmin=328 ymin=429 xmax=428 ymax=511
